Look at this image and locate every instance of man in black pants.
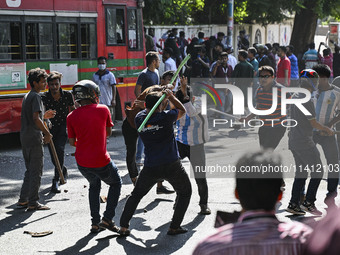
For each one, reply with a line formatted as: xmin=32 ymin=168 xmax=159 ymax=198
xmin=175 ymin=77 xmax=210 ymax=215
xmin=122 ymin=71 xmax=175 ymax=194
xmin=119 ymin=90 xmax=192 ymax=236
xmin=42 ymin=71 xmax=75 ymax=193
xmin=240 ymin=66 xmax=286 ymax=150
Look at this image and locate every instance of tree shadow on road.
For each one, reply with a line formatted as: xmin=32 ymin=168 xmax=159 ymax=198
xmin=116 ymin=214 xmax=206 ymax=254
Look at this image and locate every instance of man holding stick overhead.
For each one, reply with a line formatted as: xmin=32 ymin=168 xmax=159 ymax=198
xmin=119 ymin=89 xmax=192 ymax=236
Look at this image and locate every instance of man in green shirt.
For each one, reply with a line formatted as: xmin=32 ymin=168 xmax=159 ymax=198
xmin=231 ymin=49 xmax=254 ymax=105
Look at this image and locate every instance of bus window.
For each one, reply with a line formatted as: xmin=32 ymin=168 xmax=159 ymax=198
xmin=127 ymin=8 xmax=143 ymax=50
xmin=81 ymin=23 xmax=96 ymax=59
xmin=25 ymin=23 xmax=53 ymax=60
xmin=106 ymin=7 xmax=125 ymax=45
xmin=58 ymin=23 xmax=78 ymax=59
xmin=0 ymin=22 xmax=21 ymax=60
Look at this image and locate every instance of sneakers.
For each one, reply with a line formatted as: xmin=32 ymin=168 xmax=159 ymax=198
xmin=285 ymin=202 xmax=306 ymax=215
xmin=301 ymin=201 xmax=322 ymax=215
xmin=156 ymin=185 xmax=175 ymax=194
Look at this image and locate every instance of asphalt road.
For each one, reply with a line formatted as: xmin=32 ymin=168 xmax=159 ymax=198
xmin=0 ymin=121 xmax=337 ymax=255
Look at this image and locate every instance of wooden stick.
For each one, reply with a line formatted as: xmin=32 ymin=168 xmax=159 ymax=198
xmin=44 ymin=122 xmax=65 ymax=184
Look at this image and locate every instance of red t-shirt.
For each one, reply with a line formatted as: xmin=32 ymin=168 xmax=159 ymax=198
xmin=276 ymin=56 xmax=291 ymax=86
xmin=67 ymin=104 xmax=113 ymax=168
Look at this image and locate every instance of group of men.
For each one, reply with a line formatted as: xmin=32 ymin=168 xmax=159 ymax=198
xmin=17 ymin=49 xmax=211 ymax=237
xmin=16 ymin=35 xmax=340 ymax=253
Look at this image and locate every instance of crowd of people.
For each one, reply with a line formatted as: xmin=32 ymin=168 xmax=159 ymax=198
xmin=15 ymin=27 xmax=340 ymax=254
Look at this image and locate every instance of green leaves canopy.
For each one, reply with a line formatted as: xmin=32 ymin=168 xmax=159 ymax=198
xmin=143 ymin=0 xmax=340 ymax=25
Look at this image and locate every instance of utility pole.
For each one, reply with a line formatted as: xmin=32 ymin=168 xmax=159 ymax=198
xmin=227 ymin=0 xmax=234 ymax=49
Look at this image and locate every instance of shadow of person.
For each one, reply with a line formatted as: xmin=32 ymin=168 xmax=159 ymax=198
xmin=135 ymin=198 xmax=174 ymax=214
xmin=0 ymin=206 xmax=57 ymax=237
xmin=116 ymin=214 xmax=206 ymax=254
xmin=55 ymin=233 xmax=110 ymax=255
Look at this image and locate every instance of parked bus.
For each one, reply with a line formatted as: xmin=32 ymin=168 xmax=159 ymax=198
xmin=0 ymin=0 xmax=145 ymax=134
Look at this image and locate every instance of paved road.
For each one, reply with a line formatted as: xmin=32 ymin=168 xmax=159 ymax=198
xmin=0 ymin=121 xmax=337 ymax=255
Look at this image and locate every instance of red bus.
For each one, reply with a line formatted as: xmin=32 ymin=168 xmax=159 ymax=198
xmin=0 ymin=0 xmax=145 ymax=134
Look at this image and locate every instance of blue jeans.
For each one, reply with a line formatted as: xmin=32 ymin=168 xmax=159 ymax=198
xmin=78 ymin=161 xmax=122 ymax=225
xmin=136 ymin=136 xmax=144 ymax=163
xmin=313 ymin=132 xmax=339 ymax=194
xmin=290 ymin=147 xmax=323 ymax=204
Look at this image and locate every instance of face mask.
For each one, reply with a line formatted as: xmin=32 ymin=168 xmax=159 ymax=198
xmin=98 ymin=64 xmax=106 ymax=71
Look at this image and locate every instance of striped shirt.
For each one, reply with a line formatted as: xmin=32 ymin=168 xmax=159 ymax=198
xmin=302 ymin=49 xmax=319 ymax=69
xmin=176 ymin=98 xmax=209 ymax=146
xmin=313 ymin=85 xmax=340 ymax=126
xmin=256 ymin=82 xmax=286 ymax=127
xmin=193 ymin=211 xmax=312 ymax=255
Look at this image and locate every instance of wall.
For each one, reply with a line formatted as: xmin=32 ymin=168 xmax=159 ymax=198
xmin=146 ymin=19 xmax=294 ymax=55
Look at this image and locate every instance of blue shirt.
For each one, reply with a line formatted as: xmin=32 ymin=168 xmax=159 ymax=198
xmin=137 ymin=68 xmax=160 ymax=92
xmin=288 ymin=54 xmax=299 ymax=80
xmin=135 ymin=109 xmax=179 ymax=167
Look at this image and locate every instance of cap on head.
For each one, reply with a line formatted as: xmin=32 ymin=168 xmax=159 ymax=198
xmin=72 ymin=80 xmax=100 ymax=103
xmin=299 ymin=69 xmax=319 ymax=91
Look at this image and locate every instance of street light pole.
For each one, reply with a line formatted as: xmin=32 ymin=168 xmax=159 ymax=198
xmin=227 ymin=0 xmax=234 ymax=49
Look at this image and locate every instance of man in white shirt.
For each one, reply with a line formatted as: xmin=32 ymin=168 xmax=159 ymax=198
xmin=92 ymin=56 xmax=117 ymax=122
xmin=226 ymin=46 xmax=237 ymax=69
xmin=162 ymin=47 xmax=178 ymax=90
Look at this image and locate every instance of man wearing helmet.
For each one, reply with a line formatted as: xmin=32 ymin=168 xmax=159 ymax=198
xmin=67 ymin=80 xmax=122 ymax=233
xmin=286 ymin=69 xmax=334 ymax=216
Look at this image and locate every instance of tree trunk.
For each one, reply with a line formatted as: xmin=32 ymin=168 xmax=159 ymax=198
xmin=290 ymin=2 xmax=318 ymax=71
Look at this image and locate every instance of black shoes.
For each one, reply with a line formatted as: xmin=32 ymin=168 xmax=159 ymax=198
xmin=51 ymin=180 xmax=61 ymax=193
xmin=286 ymin=202 xmax=306 ymax=215
xmin=167 ymin=226 xmax=188 ymax=235
xmin=301 ymin=201 xmax=322 ymax=215
xmin=156 ymin=185 xmax=175 ymax=194
xmin=199 ymin=204 xmax=211 ymax=215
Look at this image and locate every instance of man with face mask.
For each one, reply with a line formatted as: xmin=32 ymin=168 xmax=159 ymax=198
xmin=92 ymin=56 xmax=117 ymax=122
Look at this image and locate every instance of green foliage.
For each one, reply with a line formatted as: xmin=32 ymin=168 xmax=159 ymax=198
xmin=142 ymin=0 xmax=340 ymax=25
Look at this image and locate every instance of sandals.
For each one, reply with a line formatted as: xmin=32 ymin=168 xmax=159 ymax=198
xmin=17 ymin=201 xmax=28 ymax=208
xmin=26 ymin=203 xmax=50 ymax=211
xmin=90 ymin=224 xmax=105 ymax=234
xmin=98 ymin=218 xmax=120 ymax=233
xmin=118 ymin=228 xmax=130 ymax=237
xmin=167 ymin=226 xmax=188 ymax=235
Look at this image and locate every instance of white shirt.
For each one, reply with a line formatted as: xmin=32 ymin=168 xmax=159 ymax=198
xmin=164 ymin=57 xmax=179 ymax=90
xmin=228 ymin=54 xmax=237 ymax=69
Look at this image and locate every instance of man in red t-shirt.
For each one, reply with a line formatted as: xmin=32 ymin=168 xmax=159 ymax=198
xmin=276 ymin=46 xmax=291 ymax=86
xmin=67 ymin=80 xmax=122 ymax=234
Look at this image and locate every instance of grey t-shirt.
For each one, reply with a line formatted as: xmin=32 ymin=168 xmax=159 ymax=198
xmin=20 ymin=91 xmax=44 ymax=147
xmin=288 ymin=93 xmax=316 ymax=150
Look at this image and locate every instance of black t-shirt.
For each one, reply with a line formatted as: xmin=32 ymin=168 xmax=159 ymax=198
xmin=41 ymin=89 xmax=74 ymax=129
xmin=288 ymin=93 xmax=316 ymax=150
